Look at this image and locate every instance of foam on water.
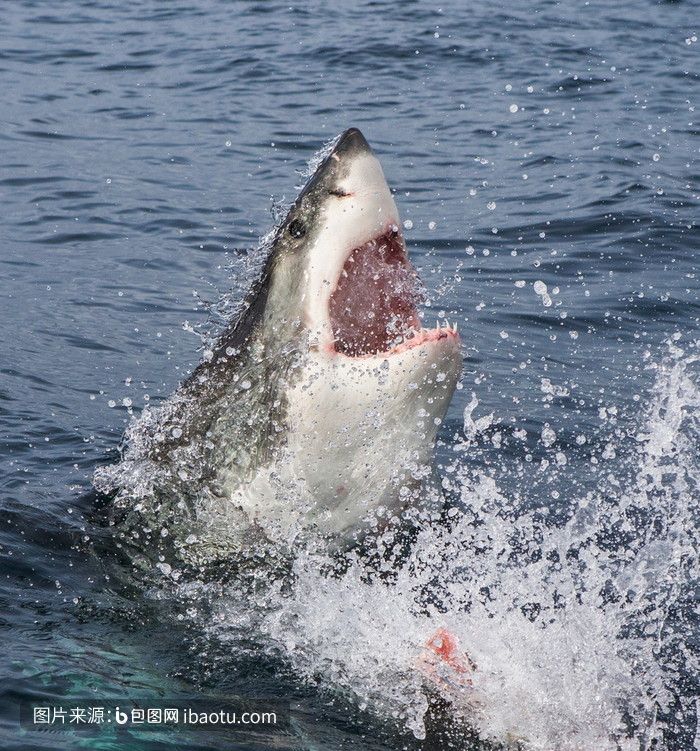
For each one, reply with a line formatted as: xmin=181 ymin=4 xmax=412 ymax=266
xmin=200 ymin=341 xmax=699 ymax=749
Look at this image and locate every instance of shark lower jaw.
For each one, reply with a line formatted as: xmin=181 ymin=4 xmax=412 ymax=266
xmin=326 ymin=227 xmax=460 ymax=359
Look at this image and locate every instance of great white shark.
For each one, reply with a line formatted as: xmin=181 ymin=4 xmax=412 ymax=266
xmin=97 ymin=128 xmax=462 ymax=564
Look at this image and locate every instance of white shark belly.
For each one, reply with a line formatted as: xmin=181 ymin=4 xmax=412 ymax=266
xmin=219 ymin=332 xmax=461 ymax=542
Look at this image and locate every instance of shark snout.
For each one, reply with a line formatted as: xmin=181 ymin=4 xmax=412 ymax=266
xmin=328 ymin=129 xmax=396 ymax=214
xmin=331 ymin=127 xmax=373 ymax=159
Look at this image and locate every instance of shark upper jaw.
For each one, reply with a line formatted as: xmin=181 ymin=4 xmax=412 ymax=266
xmin=301 ymin=129 xmax=460 ymax=361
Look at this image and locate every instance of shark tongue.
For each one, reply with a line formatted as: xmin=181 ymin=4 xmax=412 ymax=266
xmin=329 ymin=229 xmax=422 ymax=357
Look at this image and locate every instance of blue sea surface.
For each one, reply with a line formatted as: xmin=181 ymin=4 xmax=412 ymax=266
xmin=0 ymin=1 xmax=698 ymax=749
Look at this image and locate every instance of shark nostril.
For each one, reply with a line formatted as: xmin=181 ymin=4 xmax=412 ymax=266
xmin=328 ymin=188 xmax=350 ymax=197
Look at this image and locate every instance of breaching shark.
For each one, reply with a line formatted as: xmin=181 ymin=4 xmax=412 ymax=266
xmin=96 ymin=128 xmax=462 ymax=564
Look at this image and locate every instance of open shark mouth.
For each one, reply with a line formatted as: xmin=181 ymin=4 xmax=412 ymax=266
xmin=328 ymin=227 xmax=457 ymax=357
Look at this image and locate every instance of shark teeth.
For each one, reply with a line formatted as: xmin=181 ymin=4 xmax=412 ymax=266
xmin=412 ymin=320 xmax=460 ymax=336
xmin=333 ymin=319 xmax=460 ymax=358
xmin=411 ymin=320 xmax=460 ymax=339
xmin=431 ymin=320 xmax=459 ymax=333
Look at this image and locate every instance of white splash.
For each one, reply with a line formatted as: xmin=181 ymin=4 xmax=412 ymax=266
xmin=203 ymin=342 xmax=699 ymax=749
xmin=302 ymin=131 xmax=344 ymax=178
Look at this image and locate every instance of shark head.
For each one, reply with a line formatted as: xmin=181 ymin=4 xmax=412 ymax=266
xmin=213 ymin=129 xmax=463 ymax=542
xmin=258 ymin=128 xmax=460 ymax=364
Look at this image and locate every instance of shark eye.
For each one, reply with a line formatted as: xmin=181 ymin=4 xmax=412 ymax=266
xmin=288 ymin=218 xmax=306 ymax=239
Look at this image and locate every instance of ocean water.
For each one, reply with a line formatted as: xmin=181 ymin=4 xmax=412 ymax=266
xmin=1 ymin=1 xmax=698 ymax=749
